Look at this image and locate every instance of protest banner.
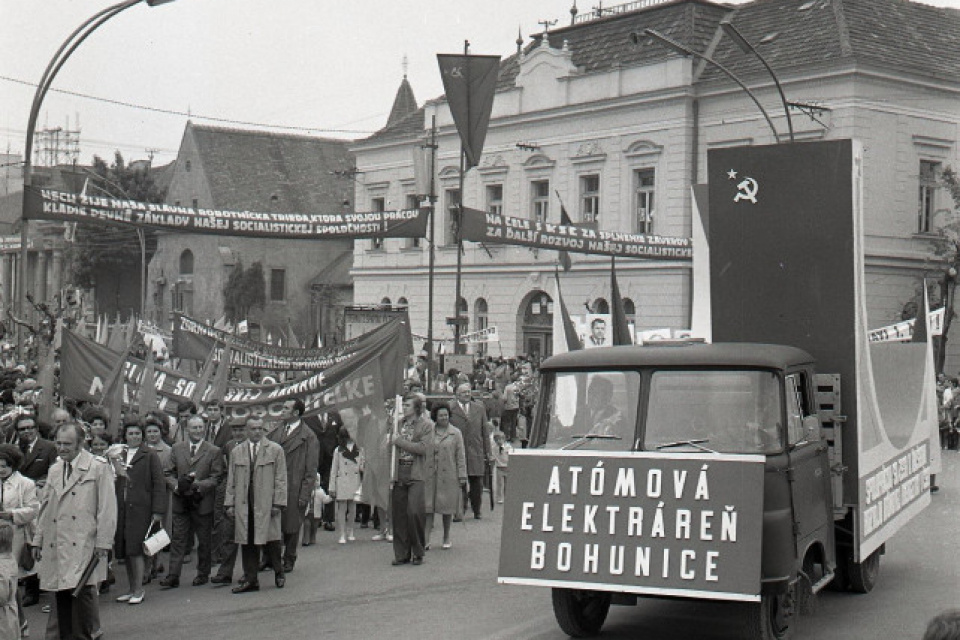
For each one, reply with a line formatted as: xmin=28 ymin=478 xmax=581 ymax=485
xmin=459 ymin=326 xmax=499 ymax=344
xmin=24 ymin=186 xmax=429 ymax=239
xmin=459 ymin=208 xmax=692 ymax=261
xmin=498 ymin=450 xmax=765 ymax=601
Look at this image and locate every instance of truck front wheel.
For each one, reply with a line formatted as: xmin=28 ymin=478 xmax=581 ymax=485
xmin=551 ymin=588 xmax=612 ymax=637
xmin=846 ymin=550 xmax=881 ymax=594
xmin=744 ymin=584 xmax=796 ymax=640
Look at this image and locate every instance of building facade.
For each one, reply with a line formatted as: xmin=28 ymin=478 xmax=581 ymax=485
xmin=350 ymin=0 xmax=960 ymax=365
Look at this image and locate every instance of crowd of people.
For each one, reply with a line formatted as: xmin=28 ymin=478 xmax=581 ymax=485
xmin=0 ymin=345 xmax=542 ymax=640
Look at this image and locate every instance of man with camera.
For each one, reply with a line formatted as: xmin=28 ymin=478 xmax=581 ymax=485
xmin=160 ymin=415 xmax=223 ymax=588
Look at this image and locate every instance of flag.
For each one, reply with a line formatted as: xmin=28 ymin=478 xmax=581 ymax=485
xmin=101 ymin=341 xmax=134 ymax=438
xmin=137 ymin=346 xmax=158 ymax=414
xmin=557 ymin=192 xmax=574 ymax=272
xmin=552 ymin=268 xmax=582 ymax=354
xmin=913 ymin=283 xmax=929 ymax=344
xmin=210 ymin=341 xmax=233 ymax=401
xmin=610 ymin=257 xmax=633 ymax=346
xmin=437 ymin=53 xmax=501 ymax=169
xmin=190 ymin=345 xmax=217 ymax=406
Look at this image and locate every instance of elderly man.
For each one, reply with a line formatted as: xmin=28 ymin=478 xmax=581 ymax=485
xmin=33 ymin=423 xmax=117 ymax=640
xmin=268 ymin=399 xmax=318 ymax=573
xmin=448 ymin=384 xmax=493 ymax=520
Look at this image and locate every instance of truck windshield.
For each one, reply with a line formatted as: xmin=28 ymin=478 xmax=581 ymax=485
xmin=536 ymin=371 xmax=641 ymax=451
xmin=643 ymin=370 xmax=782 ymax=454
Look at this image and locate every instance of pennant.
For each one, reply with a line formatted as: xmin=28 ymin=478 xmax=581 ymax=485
xmin=210 ymin=341 xmax=233 ymax=402
xmin=137 ymin=346 xmax=158 ymax=414
xmin=913 ymin=283 xmax=929 ymax=344
xmin=610 ymin=257 xmax=633 ymax=346
xmin=437 ymin=53 xmax=501 ymax=169
xmin=552 ymin=268 xmax=582 ymax=354
xmin=190 ymin=345 xmax=218 ymax=406
xmin=557 ymin=191 xmax=573 ymax=272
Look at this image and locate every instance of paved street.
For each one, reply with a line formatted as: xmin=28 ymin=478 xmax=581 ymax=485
xmin=25 ymin=453 xmax=960 ymax=640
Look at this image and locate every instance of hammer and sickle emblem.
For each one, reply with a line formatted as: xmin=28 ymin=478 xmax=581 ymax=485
xmin=734 ymin=177 xmax=758 ymax=204
xmin=448 ymin=66 xmax=464 ymax=78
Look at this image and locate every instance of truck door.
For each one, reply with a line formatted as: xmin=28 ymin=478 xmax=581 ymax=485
xmin=785 ymin=372 xmax=833 ymax=556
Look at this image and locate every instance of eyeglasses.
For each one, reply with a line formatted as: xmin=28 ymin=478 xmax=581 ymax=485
xmin=16 ymin=425 xmax=36 ymax=432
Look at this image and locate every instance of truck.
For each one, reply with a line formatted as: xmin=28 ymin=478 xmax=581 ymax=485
xmin=497 ymin=140 xmax=941 ymax=639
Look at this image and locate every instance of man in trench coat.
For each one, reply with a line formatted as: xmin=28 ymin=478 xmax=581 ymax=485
xmin=225 ymin=415 xmax=287 ymax=593
xmin=448 ymin=384 xmax=493 ymax=519
xmin=268 ymin=398 xmax=317 ymax=572
xmin=33 ymin=422 xmax=117 ymax=640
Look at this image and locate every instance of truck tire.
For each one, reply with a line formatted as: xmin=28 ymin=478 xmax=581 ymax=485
xmin=743 ymin=584 xmax=796 ymax=640
xmin=551 ymin=588 xmax=611 ymax=637
xmin=846 ymin=550 xmax=880 ymax=594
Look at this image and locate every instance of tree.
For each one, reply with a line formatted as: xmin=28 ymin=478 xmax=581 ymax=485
xmin=926 ymin=166 xmax=960 ymax=372
xmin=222 ymin=260 xmax=266 ymax=322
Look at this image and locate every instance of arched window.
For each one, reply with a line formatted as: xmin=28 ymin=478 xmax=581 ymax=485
xmin=623 ymin=298 xmax=636 ymax=318
xmin=397 ymin=297 xmax=408 ymax=308
xmin=594 ymin=298 xmax=609 ymax=314
xmin=179 ymin=249 xmax=194 ymax=276
xmin=380 ymin=297 xmax=391 ymax=308
xmin=457 ymin=296 xmax=468 ymax=316
xmin=474 ymin=298 xmax=488 ymax=356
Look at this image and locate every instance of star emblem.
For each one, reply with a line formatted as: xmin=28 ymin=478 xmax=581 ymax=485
xmin=727 ymin=169 xmax=738 ymax=180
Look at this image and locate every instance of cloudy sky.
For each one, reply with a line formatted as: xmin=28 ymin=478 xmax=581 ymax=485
xmin=1 ymin=0 xmax=957 ymax=167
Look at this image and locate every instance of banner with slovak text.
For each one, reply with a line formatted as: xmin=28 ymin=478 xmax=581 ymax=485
xmin=459 ymin=326 xmax=499 ymax=344
xmin=498 ymin=450 xmax=765 ymax=601
xmin=23 ymin=186 xmax=429 ymax=239
xmin=459 ymin=208 xmax=693 ymax=261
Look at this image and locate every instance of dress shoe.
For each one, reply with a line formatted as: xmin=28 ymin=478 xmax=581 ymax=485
xmin=128 ymin=592 xmax=145 ymax=605
xmin=210 ymin=575 xmax=232 ymax=585
xmin=116 ymin=594 xmax=133 ymax=603
xmin=231 ymin=581 xmax=260 ymax=594
xmin=391 ymin=559 xmax=409 ymax=566
xmin=192 ymin=575 xmax=209 ymax=586
xmin=323 ymin=522 xmax=336 ymax=531
xmin=159 ymin=576 xmax=179 ymax=589
xmin=275 ymin=574 xmax=285 ymax=589
xmin=474 ymin=513 xmax=482 ymax=520
xmin=411 ymin=557 xmax=423 ymax=566
xmin=282 ymin=561 xmax=294 ymax=573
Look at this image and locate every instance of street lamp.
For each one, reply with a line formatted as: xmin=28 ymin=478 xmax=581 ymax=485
xmin=18 ymin=0 xmax=176 ymax=356
xmin=638 ymin=28 xmax=782 ymax=144
xmin=719 ymin=17 xmax=794 ymax=142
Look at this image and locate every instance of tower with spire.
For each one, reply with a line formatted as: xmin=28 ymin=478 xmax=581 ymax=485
xmin=386 ymin=55 xmax=418 ymax=129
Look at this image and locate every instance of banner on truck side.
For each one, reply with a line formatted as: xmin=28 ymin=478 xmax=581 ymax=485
xmin=497 ymin=450 xmax=765 ymax=602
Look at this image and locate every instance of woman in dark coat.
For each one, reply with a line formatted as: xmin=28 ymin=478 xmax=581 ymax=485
xmin=108 ymin=419 xmax=166 ymax=604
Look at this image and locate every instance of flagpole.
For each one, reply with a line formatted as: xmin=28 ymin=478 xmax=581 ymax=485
xmin=453 ymin=40 xmax=469 ymax=356
xmin=426 ymin=116 xmax=438 ymax=391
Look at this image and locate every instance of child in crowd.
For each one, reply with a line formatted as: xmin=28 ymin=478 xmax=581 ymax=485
xmin=491 ymin=430 xmax=512 ymax=504
xmin=0 ymin=523 xmax=19 ymax=639
xmin=303 ymin=472 xmax=332 ymax=546
xmin=329 ymin=426 xmax=365 ymax=544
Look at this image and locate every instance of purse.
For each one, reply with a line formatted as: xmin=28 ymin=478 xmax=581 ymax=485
xmin=142 ymin=521 xmax=171 ymax=557
xmin=17 ymin=482 xmax=36 ymax=571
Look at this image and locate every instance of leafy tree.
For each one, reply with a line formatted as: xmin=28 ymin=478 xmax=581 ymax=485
xmin=924 ymin=166 xmax=960 ymax=372
xmin=222 ymin=260 xmax=266 ymax=322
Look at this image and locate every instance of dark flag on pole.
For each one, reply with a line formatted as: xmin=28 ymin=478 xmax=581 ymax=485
xmin=912 ymin=283 xmax=929 ymax=344
xmin=610 ymin=257 xmax=633 ymax=346
xmin=437 ymin=53 xmax=501 ymax=169
xmin=554 ymin=268 xmax=583 ymax=352
xmin=556 ymin=191 xmax=574 ymax=272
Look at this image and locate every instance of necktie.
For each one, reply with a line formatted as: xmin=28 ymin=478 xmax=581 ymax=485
xmin=64 ymin=462 xmax=72 ymax=484
xmin=461 ymin=403 xmax=469 ymax=416
xmin=191 ymin=443 xmax=198 ymax=458
xmin=251 ymin=443 xmax=258 ymax=461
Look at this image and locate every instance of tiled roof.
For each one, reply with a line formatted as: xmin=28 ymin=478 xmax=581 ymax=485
xmin=386 ymin=77 xmax=419 ymax=129
xmin=362 ymin=106 xmax=426 ymax=145
xmin=188 ymin=124 xmax=354 ymax=213
xmin=703 ymin=0 xmax=960 ymax=83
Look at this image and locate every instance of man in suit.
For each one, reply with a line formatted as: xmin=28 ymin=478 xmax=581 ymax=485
xmin=304 ymin=409 xmax=342 ymax=533
xmin=204 ymin=399 xmax=231 ymax=564
xmin=204 ymin=400 xmax=231 ymax=448
xmin=268 ymin=399 xmax=318 ymax=572
xmin=588 ymin=317 xmax=607 ymax=347
xmin=225 ymin=415 xmax=287 ymax=593
xmin=448 ymin=383 xmax=493 ymax=520
xmin=211 ymin=419 xmax=249 ymax=585
xmin=160 ymin=415 xmax=223 ymax=588
xmin=14 ymin=412 xmax=57 ymax=607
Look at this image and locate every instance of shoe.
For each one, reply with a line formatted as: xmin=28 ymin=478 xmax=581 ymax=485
xmin=452 ymin=516 xmax=462 ymax=523
xmin=142 ymin=574 xmax=152 ymax=586
xmin=411 ymin=557 xmax=423 ymax=566
xmin=20 ymin=621 xmax=27 ymax=638
xmin=371 ymin=533 xmax=385 ymax=541
xmin=210 ymin=575 xmax=232 ymax=585
xmin=275 ymin=573 xmax=285 ymax=589
xmin=497 ymin=499 xmax=504 ymax=504
xmin=339 ymin=537 xmax=346 ymax=544
xmin=282 ymin=561 xmax=294 ymax=574
xmin=232 ymin=581 xmax=260 ymax=594
xmin=192 ymin=575 xmax=209 ymax=586
xmin=441 ymin=542 xmax=452 ymax=550
xmin=116 ymin=594 xmax=133 ymax=603
xmin=159 ymin=576 xmax=179 ymax=589
xmin=21 ymin=593 xmax=38 ymax=608
xmin=323 ymin=522 xmax=336 ymax=531
xmin=391 ymin=559 xmax=409 ymax=566
xmin=424 ymin=544 xmax=431 ymax=552
xmin=302 ymin=540 xmax=312 ymax=547
xmin=386 ymin=533 xmax=393 ymax=542
xmin=128 ymin=592 xmax=145 ymax=605
xmin=347 ymin=533 xmax=356 ymax=542
xmin=98 ymin=582 xmax=110 ymax=594
xmin=258 ymin=560 xmax=270 ymax=572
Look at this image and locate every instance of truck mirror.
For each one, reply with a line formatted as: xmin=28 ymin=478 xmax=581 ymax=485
xmin=802 ymin=415 xmax=821 ymax=442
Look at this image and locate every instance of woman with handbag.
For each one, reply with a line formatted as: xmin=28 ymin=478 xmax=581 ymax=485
xmin=0 ymin=442 xmax=39 ymax=637
xmin=108 ymin=419 xmax=167 ymax=605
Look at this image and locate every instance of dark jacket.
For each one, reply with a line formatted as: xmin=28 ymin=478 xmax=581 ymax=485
xmin=304 ymin=411 xmax=342 ymax=479
xmin=268 ymin=421 xmax=319 ymax=533
xmin=20 ymin=437 xmax=57 ymax=485
xmin=114 ymin=447 xmax=167 ymax=556
xmin=164 ymin=440 xmax=223 ymax=515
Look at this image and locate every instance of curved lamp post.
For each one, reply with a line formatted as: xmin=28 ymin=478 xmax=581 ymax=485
xmin=719 ymin=17 xmax=794 ymax=143
xmin=640 ymin=28 xmax=782 ymax=144
xmin=18 ymin=0 xmax=176 ymax=355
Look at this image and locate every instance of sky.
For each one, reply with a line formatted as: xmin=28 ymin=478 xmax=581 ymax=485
xmin=1 ymin=0 xmax=958 ymax=168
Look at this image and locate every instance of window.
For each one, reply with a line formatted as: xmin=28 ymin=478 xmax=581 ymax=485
xmin=405 ymin=194 xmax=421 ymax=248
xmin=172 ymin=282 xmax=193 ymax=316
xmin=531 ymin=180 xmax=550 ymax=223
xmin=580 ymin=174 xmax=600 ymax=223
xmin=397 ymin=297 xmax=408 ymax=308
xmin=918 ymin=160 xmax=941 ymax=234
xmin=444 ymin=188 xmax=460 ymax=246
xmin=486 ymin=184 xmax=504 ymax=216
xmin=594 ymin=298 xmax=609 ymax=314
xmin=370 ymin=198 xmax=385 ymax=249
xmin=380 ymin=297 xmax=392 ymax=308
xmin=270 ymin=268 xmax=286 ymax=302
xmin=786 ymin=373 xmax=816 ymax=446
xmin=179 ymin=249 xmax=194 ymax=276
xmin=191 ymin=198 xmax=199 ymax=209
xmin=474 ymin=298 xmax=488 ymax=356
xmin=634 ymin=169 xmax=655 ymax=234
xmin=538 ymin=371 xmax=642 ymax=451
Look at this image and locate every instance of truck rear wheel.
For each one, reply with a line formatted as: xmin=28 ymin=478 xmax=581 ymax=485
xmin=551 ymin=588 xmax=611 ymax=637
xmin=846 ymin=550 xmax=880 ymax=594
xmin=744 ymin=584 xmax=796 ymax=640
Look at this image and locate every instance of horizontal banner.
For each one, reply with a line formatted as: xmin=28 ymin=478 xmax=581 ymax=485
xmin=868 ymin=307 xmax=944 ymax=343
xmin=171 ymin=313 xmax=398 ymax=370
xmin=460 ymin=208 xmax=693 ymax=261
xmin=24 ymin=187 xmax=429 ymax=239
xmin=498 ymin=450 xmax=764 ymax=601
xmin=460 ymin=326 xmax=499 ymax=344
xmin=0 ymin=235 xmax=33 ymax=253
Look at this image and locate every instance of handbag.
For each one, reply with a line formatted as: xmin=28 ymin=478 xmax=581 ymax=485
xmin=142 ymin=521 xmax=171 ymax=557
xmin=17 ymin=482 xmax=35 ymax=572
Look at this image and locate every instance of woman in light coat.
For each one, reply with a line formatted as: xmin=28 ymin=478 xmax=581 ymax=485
xmin=423 ymin=405 xmax=466 ymax=550
xmin=328 ymin=426 xmax=365 ymax=544
xmin=0 ymin=443 xmax=39 ymax=636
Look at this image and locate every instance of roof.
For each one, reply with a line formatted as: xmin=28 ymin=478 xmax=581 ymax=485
xmin=704 ymin=0 xmax=960 ymax=84
xmin=386 ymin=77 xmax=419 ymax=129
xmin=186 ymin=123 xmax=355 ymax=213
xmin=540 ymin=342 xmax=815 ymax=371
xmin=310 ymin=250 xmax=353 ymax=287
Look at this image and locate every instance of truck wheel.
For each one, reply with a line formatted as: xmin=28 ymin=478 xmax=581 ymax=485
xmin=744 ymin=585 xmax=796 ymax=640
xmin=846 ymin=550 xmax=880 ymax=594
xmin=551 ymin=588 xmax=611 ymax=638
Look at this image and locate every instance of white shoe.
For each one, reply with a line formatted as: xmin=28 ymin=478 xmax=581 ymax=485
xmin=128 ymin=592 xmax=145 ymax=605
xmin=116 ymin=593 xmax=133 ymax=603
xmin=386 ymin=533 xmax=394 ymax=542
xmin=371 ymin=533 xmax=385 ymax=541
xmin=348 ymin=533 xmax=356 ymax=541
xmin=338 ymin=537 xmax=346 ymax=544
